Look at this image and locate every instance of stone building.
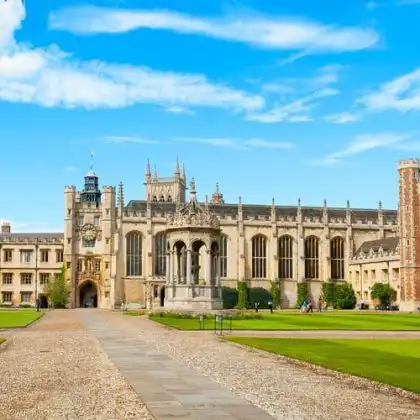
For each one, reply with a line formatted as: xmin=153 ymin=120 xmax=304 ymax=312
xmin=0 ymin=223 xmax=63 ymax=306
xmin=4 ymin=157 xmax=420 ymax=310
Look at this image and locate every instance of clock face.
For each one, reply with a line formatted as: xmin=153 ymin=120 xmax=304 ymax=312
xmin=81 ymin=224 xmax=96 ymax=241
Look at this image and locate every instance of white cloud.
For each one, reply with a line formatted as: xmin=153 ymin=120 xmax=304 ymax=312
xmin=162 ymin=105 xmax=195 ymax=115
xmin=323 ymin=112 xmax=362 ymax=124
xmin=0 ymin=1 xmax=263 ymax=114
xmin=357 ymin=68 xmax=420 ymax=113
xmin=100 ymin=136 xmax=159 ymax=144
xmin=49 ymin=6 xmax=379 ymax=53
xmin=173 ymin=137 xmax=293 ymax=149
xmin=246 ymin=88 xmax=339 ymax=123
xmin=315 ymin=132 xmax=414 ymax=166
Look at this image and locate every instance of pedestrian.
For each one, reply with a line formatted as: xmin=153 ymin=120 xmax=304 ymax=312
xmin=254 ymin=301 xmax=259 ymax=312
xmin=268 ymin=300 xmax=273 ymax=314
xmin=308 ymin=299 xmax=313 ymax=313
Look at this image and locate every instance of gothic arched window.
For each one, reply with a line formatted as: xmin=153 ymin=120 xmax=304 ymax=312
xmin=167 ymin=195 xmax=172 ymax=202
xmin=220 ymin=235 xmax=228 ymax=278
xmin=278 ymin=235 xmax=293 ymax=279
xmin=252 ymin=235 xmax=267 ymax=279
xmin=331 ymin=237 xmax=345 ymax=280
xmin=304 ymin=236 xmax=319 ymax=279
xmin=155 ymin=233 xmax=166 ymax=276
xmin=152 ymin=196 xmax=158 ymax=202
xmin=159 ymin=195 xmax=165 ymax=202
xmin=126 ymin=231 xmax=142 ymax=276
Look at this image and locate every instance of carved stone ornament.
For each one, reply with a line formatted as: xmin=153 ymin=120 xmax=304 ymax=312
xmin=81 ymin=224 xmax=97 ymax=241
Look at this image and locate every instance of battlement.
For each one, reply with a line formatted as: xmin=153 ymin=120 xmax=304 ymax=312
xmin=102 ymin=185 xmax=115 ymax=191
xmin=64 ymin=185 xmax=76 ymax=192
xmin=398 ymin=159 xmax=420 ymax=170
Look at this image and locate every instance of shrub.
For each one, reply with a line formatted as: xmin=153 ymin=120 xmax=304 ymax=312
xmin=236 ymin=281 xmax=249 ymax=309
xmin=124 ymin=310 xmax=147 ymax=316
xmin=148 ymin=310 xmax=262 ymax=320
xmin=248 ymin=287 xmax=271 ymax=309
xmin=371 ymin=283 xmax=396 ymax=306
xmin=296 ymin=282 xmax=309 ymax=308
xmin=321 ymin=279 xmax=337 ymax=307
xmin=270 ymin=281 xmax=281 ymax=308
xmin=19 ymin=304 xmax=33 ymax=308
xmin=222 ymin=286 xmax=238 ymax=309
xmin=335 ymin=283 xmax=357 ymax=309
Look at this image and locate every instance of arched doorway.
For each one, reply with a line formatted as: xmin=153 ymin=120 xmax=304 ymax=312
xmin=79 ymin=281 xmax=98 ymax=308
xmin=160 ymin=286 xmax=165 ymax=307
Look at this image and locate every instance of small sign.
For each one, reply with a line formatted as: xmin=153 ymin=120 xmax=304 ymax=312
xmin=199 ymin=314 xmax=204 ymax=322
xmin=216 ymin=314 xmax=223 ymax=323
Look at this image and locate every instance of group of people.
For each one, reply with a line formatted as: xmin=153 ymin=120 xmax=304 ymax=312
xmin=301 ymin=298 xmax=327 ymax=313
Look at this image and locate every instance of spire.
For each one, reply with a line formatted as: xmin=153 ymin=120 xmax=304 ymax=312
xmin=324 ymin=199 xmax=327 ymax=208
xmin=211 ymin=182 xmax=225 ymax=204
xmin=146 ymin=159 xmax=151 ymax=176
xmin=379 ymin=200 xmax=382 ymax=210
xmin=87 ymin=151 xmax=96 ymax=176
xmin=118 ymin=182 xmax=124 ymax=208
xmin=175 ymin=157 xmax=180 ymax=176
xmin=189 ymin=178 xmax=196 ymax=201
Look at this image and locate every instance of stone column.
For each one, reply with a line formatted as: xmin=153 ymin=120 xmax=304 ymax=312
xmin=215 ymin=252 xmax=221 ymax=287
xmin=170 ymin=251 xmax=175 ymax=284
xmin=205 ymin=250 xmax=212 ymax=284
xmin=186 ymin=249 xmax=192 ymax=284
xmin=180 ymin=250 xmax=185 ymax=283
xmin=166 ymin=252 xmax=170 ymax=284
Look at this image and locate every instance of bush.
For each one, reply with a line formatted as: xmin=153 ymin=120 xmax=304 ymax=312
xmin=0 ymin=303 xmax=12 ymax=308
xmin=237 ymin=281 xmax=249 ymax=309
xmin=19 ymin=304 xmax=33 ymax=308
xmin=321 ymin=279 xmax=337 ymax=307
xmin=222 ymin=287 xmax=238 ymax=309
xmin=296 ymin=282 xmax=309 ymax=308
xmin=124 ymin=310 xmax=147 ymax=316
xmin=270 ymin=281 xmax=281 ymax=308
xmin=248 ymin=287 xmax=271 ymax=309
xmin=371 ymin=283 xmax=396 ymax=306
xmin=335 ymin=283 xmax=357 ymax=309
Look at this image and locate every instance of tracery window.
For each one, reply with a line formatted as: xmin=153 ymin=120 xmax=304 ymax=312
xmin=252 ymin=235 xmax=267 ymax=279
xmin=220 ymin=235 xmax=228 ymax=278
xmin=304 ymin=236 xmax=319 ymax=279
xmin=155 ymin=233 xmax=167 ymax=276
xmin=126 ymin=232 xmax=142 ymax=276
xmin=331 ymin=237 xmax=345 ymax=280
xmin=278 ymin=235 xmax=293 ymax=279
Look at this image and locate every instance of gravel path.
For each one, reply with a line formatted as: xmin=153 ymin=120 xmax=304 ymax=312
xmin=113 ymin=312 xmax=420 ymax=420
xmin=0 ymin=311 xmax=152 ymax=420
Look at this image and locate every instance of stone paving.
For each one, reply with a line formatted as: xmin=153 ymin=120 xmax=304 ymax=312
xmin=79 ymin=310 xmax=273 ymax=420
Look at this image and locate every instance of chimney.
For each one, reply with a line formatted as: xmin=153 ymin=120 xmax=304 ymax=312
xmin=1 ymin=223 xmax=11 ymax=234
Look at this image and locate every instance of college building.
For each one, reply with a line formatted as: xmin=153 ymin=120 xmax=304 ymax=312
xmin=1 ymin=158 xmax=419 ymax=311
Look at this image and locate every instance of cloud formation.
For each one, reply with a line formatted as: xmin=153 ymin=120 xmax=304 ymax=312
xmin=49 ymin=5 xmax=379 ymax=53
xmin=100 ymin=136 xmax=159 ymax=144
xmin=323 ymin=112 xmax=362 ymax=124
xmin=0 ymin=1 xmax=263 ymax=113
xmin=357 ymin=68 xmax=420 ymax=113
xmin=315 ymin=132 xmax=414 ymax=165
xmin=173 ymin=137 xmax=293 ymax=149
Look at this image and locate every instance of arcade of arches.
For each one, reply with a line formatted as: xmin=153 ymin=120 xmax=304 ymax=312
xmin=125 ymin=231 xmax=345 ymax=281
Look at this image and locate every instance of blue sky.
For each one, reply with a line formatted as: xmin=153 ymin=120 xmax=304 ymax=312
xmin=1 ymin=0 xmax=420 ymax=231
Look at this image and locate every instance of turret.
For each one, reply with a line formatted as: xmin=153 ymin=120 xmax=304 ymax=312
xmin=80 ymin=153 xmax=101 ymax=207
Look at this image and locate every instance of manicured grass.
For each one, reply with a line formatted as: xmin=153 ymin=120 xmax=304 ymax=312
xmin=0 ymin=309 xmax=44 ymax=328
xmin=150 ymin=311 xmax=420 ymax=331
xmin=124 ymin=310 xmax=147 ymax=316
xmin=224 ymin=337 xmax=420 ymax=394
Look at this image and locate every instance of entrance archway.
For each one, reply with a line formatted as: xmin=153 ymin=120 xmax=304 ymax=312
xmin=160 ymin=286 xmax=165 ymax=307
xmin=79 ymin=281 xmax=98 ymax=308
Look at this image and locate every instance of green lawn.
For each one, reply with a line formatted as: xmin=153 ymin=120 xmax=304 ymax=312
xmin=150 ymin=311 xmax=420 ymax=331
xmin=0 ymin=309 xmax=44 ymax=328
xmin=224 ymin=337 xmax=420 ymax=394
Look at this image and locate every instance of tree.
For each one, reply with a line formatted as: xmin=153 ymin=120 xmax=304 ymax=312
xmin=236 ymin=281 xmax=249 ymax=309
xmin=335 ymin=283 xmax=357 ymax=309
xmin=371 ymin=283 xmax=396 ymax=306
xmin=270 ymin=281 xmax=281 ymax=308
xmin=296 ymin=282 xmax=309 ymax=308
xmin=46 ymin=264 xmax=70 ymax=308
xmin=321 ymin=279 xmax=337 ymax=308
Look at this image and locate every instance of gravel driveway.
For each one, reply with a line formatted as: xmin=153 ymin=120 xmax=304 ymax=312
xmin=0 ymin=310 xmax=152 ymax=420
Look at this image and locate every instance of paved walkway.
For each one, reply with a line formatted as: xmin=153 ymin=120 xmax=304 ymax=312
xmin=78 ymin=310 xmax=273 ymax=420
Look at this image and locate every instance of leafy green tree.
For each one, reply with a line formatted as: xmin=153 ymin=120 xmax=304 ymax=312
xmin=371 ymin=283 xmax=396 ymax=306
xmin=236 ymin=281 xmax=249 ymax=309
xmin=321 ymin=279 xmax=337 ymax=307
xmin=46 ymin=264 xmax=70 ymax=308
xmin=335 ymin=283 xmax=357 ymax=309
xmin=296 ymin=282 xmax=309 ymax=308
xmin=270 ymin=281 xmax=281 ymax=308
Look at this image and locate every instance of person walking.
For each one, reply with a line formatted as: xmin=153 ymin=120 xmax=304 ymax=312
xmin=268 ymin=300 xmax=273 ymax=314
